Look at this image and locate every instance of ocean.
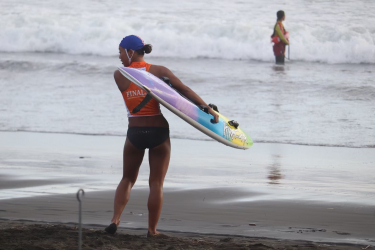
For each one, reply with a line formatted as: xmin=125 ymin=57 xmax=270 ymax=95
xmin=1 ymin=0 xmax=374 ymax=148
xmin=0 ymin=0 xmax=374 ymax=203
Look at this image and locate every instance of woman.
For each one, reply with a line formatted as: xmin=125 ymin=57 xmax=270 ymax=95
xmin=105 ymin=35 xmax=219 ymax=236
xmin=271 ymin=10 xmax=289 ymax=64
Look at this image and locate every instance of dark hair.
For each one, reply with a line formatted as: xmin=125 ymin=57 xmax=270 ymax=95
xmin=277 ymin=10 xmax=285 ymax=21
xmin=134 ymin=44 xmax=152 ymax=55
xmin=272 ymin=10 xmax=286 ymax=37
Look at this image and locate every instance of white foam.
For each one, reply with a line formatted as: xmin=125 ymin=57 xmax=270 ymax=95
xmin=1 ymin=0 xmax=374 ymax=64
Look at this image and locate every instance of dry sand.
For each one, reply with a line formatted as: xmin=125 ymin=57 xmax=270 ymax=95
xmin=0 ymin=221 xmax=368 ymax=250
xmin=1 ymin=188 xmax=374 ymax=248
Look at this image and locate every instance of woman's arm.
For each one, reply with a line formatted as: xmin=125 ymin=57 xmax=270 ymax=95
xmin=149 ymin=65 xmax=219 ymax=123
xmin=114 ymin=70 xmax=131 ymax=92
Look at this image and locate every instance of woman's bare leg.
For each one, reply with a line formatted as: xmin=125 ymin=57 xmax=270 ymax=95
xmin=147 ymin=138 xmax=171 ymax=235
xmin=111 ymin=138 xmax=145 ymax=225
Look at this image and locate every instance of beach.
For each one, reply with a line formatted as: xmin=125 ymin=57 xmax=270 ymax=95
xmin=1 ymin=0 xmax=375 ymax=248
xmin=1 ymin=131 xmax=374 ymax=249
xmin=0 ymin=222 xmax=370 ymax=250
xmin=0 ymin=221 xmax=371 ymax=250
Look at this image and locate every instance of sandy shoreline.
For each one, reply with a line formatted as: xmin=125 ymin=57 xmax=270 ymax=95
xmin=0 ymin=221 xmax=369 ymax=250
xmin=1 ymin=188 xmax=374 ymax=246
xmin=1 ymin=131 xmax=375 ymax=247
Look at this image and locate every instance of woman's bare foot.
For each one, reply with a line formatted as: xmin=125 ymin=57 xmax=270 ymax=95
xmin=147 ymin=231 xmax=169 ymax=238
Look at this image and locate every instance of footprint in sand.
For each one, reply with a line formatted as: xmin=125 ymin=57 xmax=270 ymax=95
xmin=333 ymin=231 xmax=351 ymax=235
xmin=285 ymin=227 xmax=327 ymax=233
xmin=161 ymin=218 xmax=181 ymax=222
xmin=221 ymin=224 xmax=240 ymax=228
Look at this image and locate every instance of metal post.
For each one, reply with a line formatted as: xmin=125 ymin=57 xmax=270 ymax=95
xmin=76 ymin=189 xmax=85 ymax=250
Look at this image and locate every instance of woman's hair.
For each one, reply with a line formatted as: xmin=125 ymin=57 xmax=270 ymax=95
xmin=272 ymin=10 xmax=286 ymax=37
xmin=277 ymin=10 xmax=285 ymax=21
xmin=133 ymin=44 xmax=152 ymax=55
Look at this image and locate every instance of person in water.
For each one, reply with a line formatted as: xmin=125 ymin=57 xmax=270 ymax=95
xmin=271 ymin=10 xmax=289 ymax=64
xmin=105 ymin=35 xmax=219 ymax=237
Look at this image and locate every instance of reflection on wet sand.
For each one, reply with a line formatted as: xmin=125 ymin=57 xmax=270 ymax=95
xmin=268 ymin=154 xmax=284 ymax=184
xmin=272 ymin=65 xmax=285 ymax=73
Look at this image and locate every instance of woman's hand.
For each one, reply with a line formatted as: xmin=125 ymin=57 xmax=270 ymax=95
xmin=209 ymin=107 xmax=219 ymax=123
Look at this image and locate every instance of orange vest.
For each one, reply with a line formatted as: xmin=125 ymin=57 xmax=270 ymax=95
xmin=122 ymin=62 xmax=161 ymax=117
xmin=271 ymin=22 xmax=289 ymax=44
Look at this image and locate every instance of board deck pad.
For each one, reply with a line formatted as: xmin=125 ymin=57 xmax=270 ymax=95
xmin=119 ymin=67 xmax=253 ymax=150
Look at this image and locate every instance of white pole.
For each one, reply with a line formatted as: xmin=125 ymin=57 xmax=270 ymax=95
xmin=76 ymin=189 xmax=85 ymax=250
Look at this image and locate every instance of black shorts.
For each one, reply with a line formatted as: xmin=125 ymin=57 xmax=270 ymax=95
xmin=127 ymin=127 xmax=169 ymax=150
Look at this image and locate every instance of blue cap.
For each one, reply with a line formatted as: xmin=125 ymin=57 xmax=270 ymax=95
xmin=119 ymin=35 xmax=145 ymax=50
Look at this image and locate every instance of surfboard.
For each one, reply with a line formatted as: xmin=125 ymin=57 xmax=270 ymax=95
xmin=118 ymin=67 xmax=253 ymax=150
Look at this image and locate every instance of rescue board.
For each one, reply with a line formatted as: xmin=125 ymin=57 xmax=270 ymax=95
xmin=118 ymin=67 xmax=253 ymax=150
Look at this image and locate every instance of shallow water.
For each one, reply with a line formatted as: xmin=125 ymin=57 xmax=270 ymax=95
xmin=1 ymin=0 xmax=374 ymax=147
xmin=0 ymin=53 xmax=374 ymax=147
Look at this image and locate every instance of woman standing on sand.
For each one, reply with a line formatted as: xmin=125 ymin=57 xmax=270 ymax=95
xmin=271 ymin=10 xmax=289 ymax=64
xmin=105 ymin=35 xmax=218 ymax=236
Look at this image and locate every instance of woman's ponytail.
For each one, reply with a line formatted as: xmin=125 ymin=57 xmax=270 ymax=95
xmin=143 ymin=44 xmax=152 ymax=54
xmin=135 ymin=44 xmax=153 ymax=55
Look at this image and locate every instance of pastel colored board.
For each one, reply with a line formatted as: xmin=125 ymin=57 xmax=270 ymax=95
xmin=118 ymin=67 xmax=252 ymax=149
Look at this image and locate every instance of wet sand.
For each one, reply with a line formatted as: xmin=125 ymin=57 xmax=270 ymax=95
xmin=0 ymin=131 xmax=375 ymax=248
xmin=1 ymin=131 xmax=375 ymax=203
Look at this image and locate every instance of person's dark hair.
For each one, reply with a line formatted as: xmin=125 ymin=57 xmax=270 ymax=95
xmin=272 ymin=10 xmax=286 ymax=37
xmin=134 ymin=44 xmax=152 ymax=55
xmin=277 ymin=10 xmax=285 ymax=21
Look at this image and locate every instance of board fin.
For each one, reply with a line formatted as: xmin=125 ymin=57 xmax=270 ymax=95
xmin=228 ymin=120 xmax=239 ymax=129
xmin=198 ymin=105 xmax=209 ymax=114
xmin=209 ymin=103 xmax=219 ymax=113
